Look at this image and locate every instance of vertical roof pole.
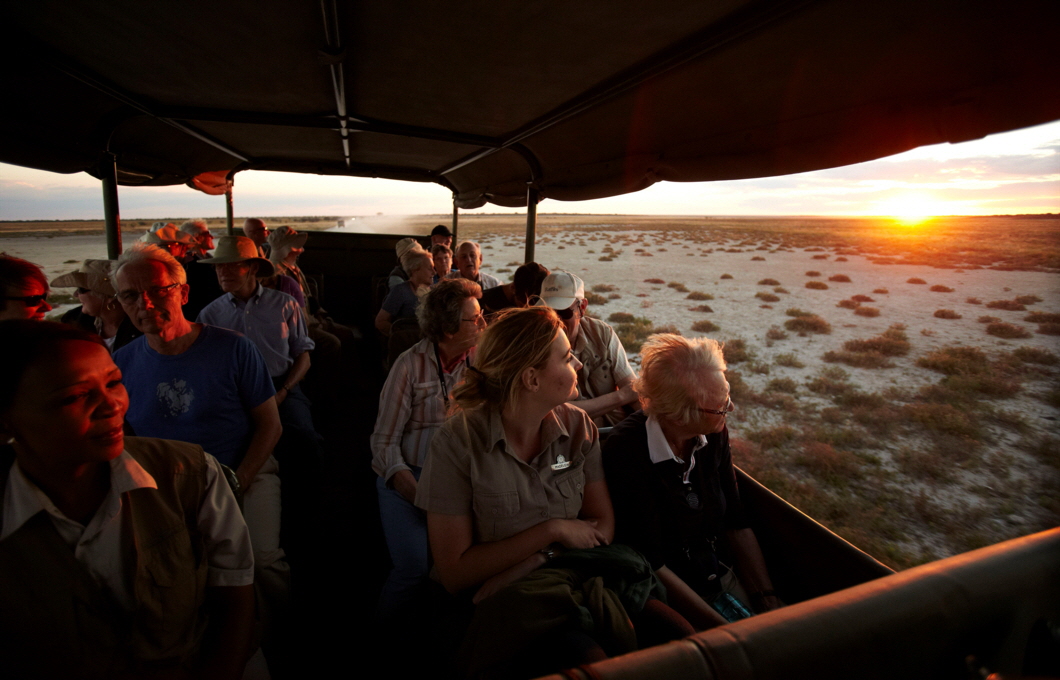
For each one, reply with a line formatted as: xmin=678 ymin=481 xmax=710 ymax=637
xmin=524 ymin=185 xmax=538 ymax=264
xmin=225 ymin=188 xmax=235 ymax=235
xmin=101 ymin=153 xmax=123 ymax=259
xmin=451 ymin=194 xmax=459 ymax=244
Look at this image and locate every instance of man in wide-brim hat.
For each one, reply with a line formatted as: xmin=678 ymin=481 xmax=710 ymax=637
xmin=140 ymin=225 xmax=195 ymax=261
xmin=198 ymin=235 xmax=274 ymax=278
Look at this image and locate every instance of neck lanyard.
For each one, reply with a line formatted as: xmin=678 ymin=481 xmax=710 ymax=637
xmin=434 ymin=342 xmax=470 ymax=410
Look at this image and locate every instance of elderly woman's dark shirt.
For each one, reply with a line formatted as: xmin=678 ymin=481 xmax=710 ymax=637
xmin=603 ymin=411 xmax=748 ymax=592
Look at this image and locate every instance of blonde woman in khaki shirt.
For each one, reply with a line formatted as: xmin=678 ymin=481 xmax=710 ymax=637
xmin=415 ymin=306 xmax=615 ymax=603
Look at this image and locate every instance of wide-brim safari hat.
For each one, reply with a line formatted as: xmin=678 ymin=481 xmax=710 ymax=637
xmin=141 ymin=224 xmax=194 ymax=245
xmin=50 ymin=259 xmax=117 ymax=296
xmin=267 ymin=225 xmax=308 ymax=253
xmin=198 ymin=236 xmax=275 ymax=276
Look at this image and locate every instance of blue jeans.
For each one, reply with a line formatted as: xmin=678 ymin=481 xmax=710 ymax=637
xmin=376 ymin=466 xmax=429 ymax=619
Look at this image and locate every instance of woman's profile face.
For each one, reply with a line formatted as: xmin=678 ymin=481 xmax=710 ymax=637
xmin=1 ymin=279 xmax=52 ymax=322
xmin=3 ymin=340 xmax=128 ymax=467
xmin=77 ymin=288 xmax=104 ymax=317
xmin=537 ymin=331 xmax=582 ymax=406
xmin=692 ymin=369 xmax=733 ymax=434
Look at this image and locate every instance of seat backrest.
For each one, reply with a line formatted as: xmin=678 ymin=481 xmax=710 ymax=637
xmin=387 ymin=317 xmax=424 ymax=370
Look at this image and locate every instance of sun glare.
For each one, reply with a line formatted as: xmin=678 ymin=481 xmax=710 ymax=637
xmin=877 ymin=194 xmax=946 ymax=226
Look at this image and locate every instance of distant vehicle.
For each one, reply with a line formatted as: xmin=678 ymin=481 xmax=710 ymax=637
xmin=3 ymin=2 xmax=1059 ymax=677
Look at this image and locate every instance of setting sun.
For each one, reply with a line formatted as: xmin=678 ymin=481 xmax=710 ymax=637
xmin=876 ymin=194 xmax=948 ymax=226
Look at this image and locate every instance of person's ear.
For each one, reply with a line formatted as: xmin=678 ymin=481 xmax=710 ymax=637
xmin=179 ymin=282 xmax=190 ymax=305
xmin=521 ymin=366 xmax=540 ymax=393
xmin=580 ymin=299 xmax=588 ymax=312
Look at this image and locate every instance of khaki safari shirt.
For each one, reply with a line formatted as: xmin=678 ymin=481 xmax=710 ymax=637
xmin=573 ymin=316 xmax=636 ymax=427
xmin=415 ymin=402 xmax=603 ymax=543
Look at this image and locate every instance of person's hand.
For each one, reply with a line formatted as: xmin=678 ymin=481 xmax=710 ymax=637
xmin=275 ymin=387 xmax=288 ymax=406
xmin=472 ymin=552 xmax=548 ymax=604
xmin=550 ymin=518 xmax=608 ymax=549
xmin=236 ymin=468 xmax=253 ymax=493
xmin=391 ymin=469 xmax=418 ymax=504
xmin=616 ymin=383 xmax=638 ymax=406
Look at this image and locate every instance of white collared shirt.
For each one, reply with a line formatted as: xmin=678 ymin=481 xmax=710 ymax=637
xmin=2 ymin=450 xmax=253 ymax=611
xmin=645 ymin=415 xmax=708 ymax=484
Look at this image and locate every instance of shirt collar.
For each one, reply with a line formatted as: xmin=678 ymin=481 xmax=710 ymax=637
xmin=486 ymin=405 xmax=569 ymax=461
xmin=1 ymin=450 xmax=157 ymax=541
xmin=226 ymin=283 xmax=263 ymax=306
xmin=645 ymin=415 xmax=707 ymax=465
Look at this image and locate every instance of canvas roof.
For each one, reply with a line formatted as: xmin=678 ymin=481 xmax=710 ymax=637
xmin=3 ymin=0 xmax=1058 ymax=209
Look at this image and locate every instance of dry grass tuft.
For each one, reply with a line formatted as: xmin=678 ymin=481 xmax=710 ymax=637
xmin=873 ymin=288 xmax=889 ymax=295
xmin=585 ymin=292 xmax=609 ymax=305
xmin=784 ymin=315 xmax=832 ymax=334
xmin=812 ymin=254 xmax=830 ymax=260
xmin=837 ymin=299 xmax=860 ymax=309
xmin=929 ymin=285 xmax=954 ymax=293
xmin=828 ymin=274 xmax=852 ymax=283
xmin=766 ymin=327 xmax=788 ymax=341
xmin=823 ymin=350 xmax=895 ymax=369
xmin=907 ymin=278 xmax=927 ymax=284
xmin=773 ymin=286 xmax=790 ymax=294
xmin=608 ymin=312 xmax=636 ymax=323
xmin=766 ymin=377 xmax=799 ymax=393
xmin=758 ymin=278 xmax=781 ymax=286
xmin=851 ymin=294 xmax=875 ymax=302
xmin=751 ymin=256 xmax=765 ymax=261
xmin=1037 ymin=323 xmax=1060 ymax=336
xmin=806 ymin=366 xmax=853 ymax=396
xmin=805 ymin=270 xmax=822 ymax=277
xmin=806 ymin=281 xmax=829 ymax=290
xmin=691 ymin=320 xmax=720 ymax=333
xmin=1025 ymin=311 xmax=1060 ymax=323
xmin=774 ymin=352 xmax=803 ymax=367
xmin=786 ymin=307 xmax=813 ymax=317
xmin=688 ymin=305 xmax=714 ymax=313
xmin=986 ymin=323 xmax=1031 ymax=339
xmin=978 ymin=315 xmax=1001 ymax=324
xmin=667 ymin=282 xmax=690 ymax=293
xmin=686 ymin=291 xmax=713 ymax=301
xmin=755 ymin=292 xmax=780 ymax=303
xmin=854 ymin=306 xmax=881 ymax=317
xmin=934 ymin=309 xmax=962 ymax=319
xmin=966 ymin=297 xmax=982 ymax=304
xmin=986 ymin=299 xmax=1026 ymax=311
xmin=643 ymin=278 xmax=664 ymax=284
xmin=917 ymin=346 xmax=987 ymax=375
xmin=843 ymin=325 xmax=910 ymax=356
xmin=591 ymin=284 xmax=616 ymax=293
xmin=1010 ymin=347 xmax=1059 ymax=365
xmin=722 ymin=338 xmax=750 ymax=363
xmin=720 ymin=273 xmax=734 ymax=279
xmin=1014 ymin=295 xmax=1042 ymax=305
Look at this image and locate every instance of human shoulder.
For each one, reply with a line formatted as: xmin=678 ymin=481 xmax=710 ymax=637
xmin=602 ymin=411 xmax=649 ymax=457
xmin=124 ymin=436 xmax=207 ymax=476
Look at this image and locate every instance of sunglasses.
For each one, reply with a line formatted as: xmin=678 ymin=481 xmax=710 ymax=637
xmin=7 ymin=293 xmax=49 ymax=307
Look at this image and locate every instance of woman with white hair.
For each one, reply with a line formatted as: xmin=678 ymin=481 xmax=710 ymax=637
xmin=375 ymin=249 xmax=434 ymax=336
xmin=603 ymin=334 xmax=781 ymax=630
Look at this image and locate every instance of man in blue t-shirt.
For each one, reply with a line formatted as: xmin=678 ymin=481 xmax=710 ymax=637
xmin=113 ymin=243 xmax=288 ymax=616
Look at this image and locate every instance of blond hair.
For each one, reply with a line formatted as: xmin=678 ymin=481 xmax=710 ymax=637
xmin=400 ymin=249 xmax=432 ymax=275
xmin=635 ymin=334 xmax=727 ymax=425
xmin=114 ymin=243 xmax=187 ymax=284
xmin=452 ymin=306 xmax=563 ymax=411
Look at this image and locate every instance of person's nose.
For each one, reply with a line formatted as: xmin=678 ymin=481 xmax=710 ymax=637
xmin=41 ymin=299 xmax=53 ymax=312
xmin=572 ymin=355 xmax=583 ymax=371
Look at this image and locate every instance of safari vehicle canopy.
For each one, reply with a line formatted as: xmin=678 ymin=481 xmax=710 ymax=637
xmin=3 ymin=1 xmax=1059 ymax=678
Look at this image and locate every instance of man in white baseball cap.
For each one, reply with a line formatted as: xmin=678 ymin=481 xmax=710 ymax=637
xmin=535 ymin=270 xmax=639 ymax=426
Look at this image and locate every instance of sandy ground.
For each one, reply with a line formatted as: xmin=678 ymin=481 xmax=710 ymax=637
xmin=6 ymin=221 xmax=1059 ymax=564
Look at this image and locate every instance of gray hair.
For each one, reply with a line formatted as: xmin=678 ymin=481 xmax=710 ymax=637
xmin=114 ymin=243 xmax=187 ymax=285
xmin=179 ymin=219 xmax=210 ymax=236
xmin=417 ymin=278 xmax=480 ymax=343
xmin=400 ymin=249 xmax=433 ymax=275
xmin=635 ymin=334 xmax=727 ymax=425
xmin=430 ymin=243 xmax=452 ymax=258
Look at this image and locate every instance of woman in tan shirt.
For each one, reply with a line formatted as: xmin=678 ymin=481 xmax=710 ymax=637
xmin=415 ymin=306 xmax=614 ymax=602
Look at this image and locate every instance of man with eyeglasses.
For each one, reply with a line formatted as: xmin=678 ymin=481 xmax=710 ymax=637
xmin=112 ymin=243 xmax=290 ymax=620
xmin=602 ymin=334 xmax=780 ymax=632
xmin=534 ymin=270 xmax=639 ymax=427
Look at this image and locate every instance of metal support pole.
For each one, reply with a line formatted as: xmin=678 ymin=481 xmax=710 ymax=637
xmin=101 ymin=153 xmax=122 ymax=259
xmin=524 ymin=185 xmax=538 ymax=264
xmin=225 ymin=189 xmax=234 ymax=235
xmin=451 ymin=196 xmax=459 ymax=244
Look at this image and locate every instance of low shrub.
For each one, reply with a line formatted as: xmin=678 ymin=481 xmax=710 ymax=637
xmin=851 ymin=295 xmax=874 ymax=302
xmin=773 ymin=286 xmax=789 ymax=294
xmin=805 ymin=270 xmax=821 ymax=277
xmin=806 ymin=366 xmax=852 ymax=396
xmin=688 ymin=305 xmax=714 ymax=313
xmin=758 ymin=278 xmax=781 ymax=286
xmin=917 ymin=346 xmax=988 ymax=375
xmin=591 ymin=284 xmax=616 ymax=292
xmin=1025 ymin=311 xmax=1060 ymax=323
xmin=686 ymin=291 xmax=713 ymax=301
xmin=805 ymin=281 xmax=829 ymax=290
xmin=751 ymin=256 xmax=765 ymax=261
xmin=934 ymin=309 xmax=961 ymax=319
xmin=844 ymin=334 xmax=910 ymax=357
xmin=1038 ymin=323 xmax=1060 ymax=336
xmin=873 ymin=288 xmax=889 ymax=295
xmin=766 ymin=377 xmax=799 ymax=393
xmin=812 ymin=254 xmax=829 ymax=260
xmin=643 ymin=278 xmax=664 ymax=284
xmin=608 ymin=293 xmax=621 ymax=299
xmin=835 ymin=257 xmax=848 ymax=262
xmin=823 ymin=350 xmax=894 ymax=368
xmin=978 ymin=315 xmax=1001 ymax=323
xmin=747 ymin=360 xmax=770 ymax=375
xmin=907 ymin=278 xmax=927 ymax=284
xmin=986 ymin=300 xmax=1026 ymax=311
xmin=495 ymin=268 xmax=512 ymax=274
xmin=928 ymin=285 xmax=953 ymax=293
xmin=786 ymin=307 xmax=812 ymax=317
xmin=608 ymin=312 xmax=636 ymax=323
xmin=828 ymin=274 xmax=852 ymax=283
xmin=766 ymin=327 xmax=788 ymax=341
xmin=966 ymin=297 xmax=982 ymax=304
xmin=986 ymin=323 xmax=1031 ymax=339
xmin=722 ymin=338 xmax=750 ymax=363
xmin=667 ymin=282 xmax=689 ymax=293
xmin=720 ymin=273 xmax=733 ymax=279
xmin=755 ymin=292 xmax=780 ymax=302
xmin=614 ymin=317 xmax=656 ymax=352
xmin=1014 ymin=294 xmax=1042 ymax=305
xmin=854 ymin=306 xmax=881 ymax=317
xmin=903 ymin=402 xmax=982 ymax=439
xmin=1010 ymin=346 xmax=1058 ymax=365
xmin=837 ymin=299 xmax=860 ymax=309
xmin=774 ymin=352 xmax=803 ymax=367
xmin=784 ymin=315 xmax=831 ymax=334
xmin=584 ymin=292 xmax=609 ymax=305
xmin=691 ymin=320 xmax=720 ymax=333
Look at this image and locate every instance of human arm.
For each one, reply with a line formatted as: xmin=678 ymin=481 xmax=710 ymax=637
xmin=569 ymin=376 xmax=639 ymax=419
xmin=201 ymin=584 xmax=255 ymax=680
xmin=427 ymin=511 xmax=608 ymax=594
xmin=369 ymin=352 xmax=419 ymax=486
xmin=656 ymin=565 xmax=729 ymax=631
xmin=727 ymin=527 xmax=782 ymax=613
xmin=375 ymin=307 xmax=393 ymax=336
xmin=236 ymin=397 xmax=282 ymax=490
xmin=275 ymin=351 xmax=311 ymax=406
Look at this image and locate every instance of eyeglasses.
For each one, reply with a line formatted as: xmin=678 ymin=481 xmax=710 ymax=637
xmin=115 ymin=282 xmax=181 ymax=305
xmin=462 ymin=312 xmax=486 ymax=326
xmin=7 ymin=293 xmax=49 ymax=307
xmin=76 ymin=287 xmax=91 ymax=295
xmin=554 ymin=301 xmax=584 ymax=321
xmin=698 ymin=397 xmax=735 ymax=416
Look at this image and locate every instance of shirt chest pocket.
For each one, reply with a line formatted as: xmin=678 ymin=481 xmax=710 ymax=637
xmin=554 ymin=459 xmax=586 ymax=518
xmin=409 ymin=381 xmax=440 ymax=423
xmin=473 ymin=491 xmax=521 ymax=543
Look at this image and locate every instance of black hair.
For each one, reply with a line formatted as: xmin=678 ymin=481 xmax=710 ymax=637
xmin=0 ymin=320 xmax=105 ymax=414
